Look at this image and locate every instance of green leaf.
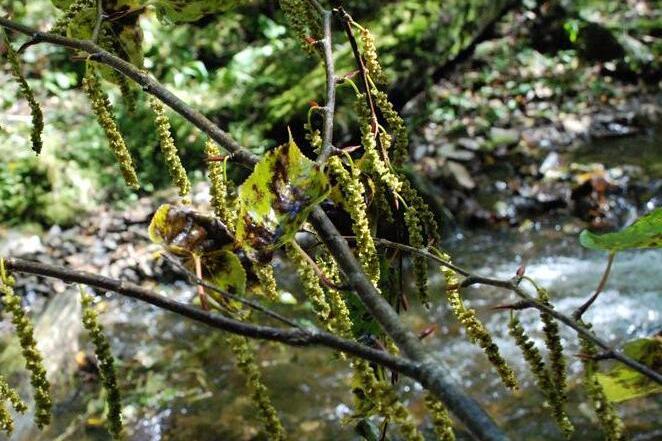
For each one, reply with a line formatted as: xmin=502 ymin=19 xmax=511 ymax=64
xmin=152 ymin=0 xmax=244 ymax=23
xmin=596 ymin=337 xmax=662 ymax=402
xmin=204 ymin=250 xmax=247 ymax=298
xmin=235 ymin=137 xmax=329 ymax=261
xmin=148 ymin=204 xmax=234 ymax=257
xmin=580 ymin=208 xmax=662 ymax=252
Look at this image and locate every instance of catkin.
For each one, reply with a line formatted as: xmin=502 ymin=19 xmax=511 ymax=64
xmin=508 ymin=315 xmax=573 ymax=437
xmin=205 ymin=139 xmax=236 ymax=228
xmin=286 ymin=245 xmax=331 ymax=322
xmin=80 ymin=289 xmax=123 ymax=439
xmin=424 ymin=393 xmax=455 ymax=441
xmin=252 ymin=263 xmax=280 ymax=302
xmin=149 ymin=96 xmax=190 ymax=196
xmin=537 ymin=288 xmax=568 ymax=403
xmin=304 ymin=121 xmax=323 ymax=153
xmin=359 ymin=27 xmax=388 ymax=84
xmin=372 ymin=88 xmax=409 ymax=164
xmin=404 ymin=206 xmax=428 ymax=304
xmin=0 ymin=375 xmax=27 ymax=436
xmin=316 ymin=255 xmax=353 ymax=338
xmin=441 ymin=258 xmax=518 ymax=390
xmin=352 ymin=359 xmax=424 ymax=441
xmin=400 ymin=178 xmax=440 ymax=245
xmin=278 ymin=0 xmax=322 ymax=53
xmin=328 ymin=156 xmax=379 ymax=285
xmin=579 ymin=325 xmax=625 ymax=441
xmin=227 ymin=335 xmax=285 ymax=440
xmin=50 ymin=0 xmax=95 ymax=35
xmin=355 ymin=95 xmax=402 ymax=193
xmin=0 ymin=264 xmax=52 ymax=428
xmin=3 ymin=34 xmax=44 ymax=155
xmin=83 ymin=64 xmax=139 ymax=189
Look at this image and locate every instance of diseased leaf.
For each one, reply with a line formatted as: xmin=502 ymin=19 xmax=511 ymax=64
xmin=148 ymin=204 xmax=234 ymax=257
xmin=235 ymin=137 xmax=330 ymax=261
xmin=596 ymin=337 xmax=662 ymax=402
xmin=204 ymin=250 xmax=247 ymax=297
xmin=580 ymin=208 xmax=662 ymax=252
xmin=149 ymin=205 xmax=246 ymax=305
xmin=152 ymin=0 xmax=244 ymax=23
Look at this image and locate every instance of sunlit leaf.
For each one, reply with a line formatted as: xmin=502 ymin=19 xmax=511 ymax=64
xmin=148 ymin=204 xmax=234 ymax=257
xmin=235 ymin=137 xmax=330 ymax=261
xmin=596 ymin=337 xmax=662 ymax=402
xmin=580 ymin=208 xmax=662 ymax=252
xmin=152 ymin=0 xmax=244 ymax=23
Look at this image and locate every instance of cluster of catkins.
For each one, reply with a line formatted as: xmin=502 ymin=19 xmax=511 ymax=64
xmin=0 ymin=259 xmax=51 ymax=430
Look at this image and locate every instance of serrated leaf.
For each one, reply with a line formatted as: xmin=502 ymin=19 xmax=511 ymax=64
xmin=580 ymin=208 xmax=662 ymax=252
xmin=148 ymin=204 xmax=234 ymax=257
xmin=596 ymin=337 xmax=662 ymax=402
xmin=152 ymin=0 xmax=244 ymax=23
xmin=235 ymin=137 xmax=330 ymax=261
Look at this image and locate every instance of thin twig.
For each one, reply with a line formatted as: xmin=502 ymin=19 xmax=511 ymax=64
xmin=573 ymin=252 xmax=615 ymax=320
xmin=163 ymin=255 xmax=302 ymax=329
xmin=316 ymin=9 xmax=337 ymax=165
xmin=334 ymin=6 xmax=389 ymax=164
xmin=91 ymin=0 xmax=104 ymax=43
xmin=462 ymin=275 xmax=662 ymax=385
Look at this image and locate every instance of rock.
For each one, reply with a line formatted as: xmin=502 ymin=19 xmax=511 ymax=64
xmin=445 ymin=161 xmax=476 ymax=189
xmin=0 ymin=233 xmax=45 ymax=256
xmin=488 ymin=127 xmax=519 ymax=148
xmin=540 ymin=152 xmax=561 ymax=175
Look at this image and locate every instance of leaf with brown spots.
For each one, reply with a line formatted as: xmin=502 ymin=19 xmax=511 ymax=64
xmin=235 ymin=137 xmax=330 ymax=261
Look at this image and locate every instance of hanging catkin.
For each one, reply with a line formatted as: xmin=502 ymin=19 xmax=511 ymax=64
xmin=83 ymin=64 xmax=139 ymax=189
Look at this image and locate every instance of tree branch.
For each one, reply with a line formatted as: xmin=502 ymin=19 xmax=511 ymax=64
xmin=0 ymin=16 xmax=259 ymax=167
xmin=3 ymin=257 xmax=420 ymax=379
